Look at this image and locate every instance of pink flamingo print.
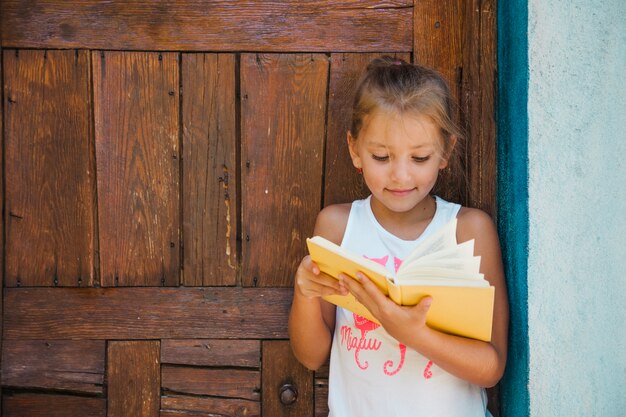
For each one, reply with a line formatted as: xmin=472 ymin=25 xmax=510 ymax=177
xmin=352 ymin=313 xmax=381 ymax=369
xmin=423 ymin=360 xmax=433 ymax=379
xmin=384 ymin=343 xmax=406 ymax=375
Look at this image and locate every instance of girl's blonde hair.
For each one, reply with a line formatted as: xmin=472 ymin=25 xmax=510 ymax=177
xmin=350 ymin=56 xmax=465 ymax=200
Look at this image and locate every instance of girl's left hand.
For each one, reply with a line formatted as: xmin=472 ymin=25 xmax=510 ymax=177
xmin=339 ymin=272 xmax=433 ymax=345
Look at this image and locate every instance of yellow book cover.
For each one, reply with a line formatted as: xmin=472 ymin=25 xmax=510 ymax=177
xmin=306 ymin=219 xmax=495 ymax=342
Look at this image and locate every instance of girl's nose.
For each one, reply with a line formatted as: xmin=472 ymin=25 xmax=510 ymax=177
xmin=390 ymin=160 xmax=411 ymax=183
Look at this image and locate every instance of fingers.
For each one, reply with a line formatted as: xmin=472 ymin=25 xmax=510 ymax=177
xmin=295 ymin=256 xmax=348 ymax=299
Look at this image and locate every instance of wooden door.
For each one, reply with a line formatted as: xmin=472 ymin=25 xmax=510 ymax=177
xmin=0 ymin=1 xmax=496 ymax=416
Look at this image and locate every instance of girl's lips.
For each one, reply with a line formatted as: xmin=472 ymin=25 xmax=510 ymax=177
xmin=386 ymin=188 xmax=415 ymax=197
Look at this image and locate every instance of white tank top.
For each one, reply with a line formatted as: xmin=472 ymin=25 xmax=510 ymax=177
xmin=328 ymin=196 xmax=488 ymax=417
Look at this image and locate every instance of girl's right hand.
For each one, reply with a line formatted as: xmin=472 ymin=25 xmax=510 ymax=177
xmin=295 ymin=255 xmax=349 ymax=299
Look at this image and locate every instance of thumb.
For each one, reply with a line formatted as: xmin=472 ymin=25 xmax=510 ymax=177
xmin=418 ymin=296 xmax=433 ymax=313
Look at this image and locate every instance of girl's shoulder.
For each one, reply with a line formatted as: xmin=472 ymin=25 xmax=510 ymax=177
xmin=313 ymin=203 xmax=352 ymax=245
xmin=455 ymin=206 xmax=499 ymax=244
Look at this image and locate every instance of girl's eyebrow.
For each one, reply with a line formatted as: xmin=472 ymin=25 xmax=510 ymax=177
xmin=367 ymin=141 xmax=432 ymax=150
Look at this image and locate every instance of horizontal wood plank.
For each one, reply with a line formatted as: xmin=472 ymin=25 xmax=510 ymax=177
xmin=1 ymin=340 xmax=104 ymax=394
xmin=4 ymin=49 xmax=95 ymax=287
xmin=4 ymin=287 xmax=292 ymax=339
xmin=2 ymin=393 xmax=106 ymax=417
xmin=161 ymin=339 xmax=260 ymax=367
xmin=161 ymin=395 xmax=259 ymax=417
xmin=0 ymin=1 xmax=412 ymax=52
xmin=162 ymin=366 xmax=260 ymax=400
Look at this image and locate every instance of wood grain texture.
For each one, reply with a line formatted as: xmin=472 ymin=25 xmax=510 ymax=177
xmin=93 ymin=51 xmax=180 ymax=286
xmin=241 ymin=54 xmax=327 ymax=287
xmin=161 ymin=395 xmax=259 ymax=417
xmin=162 ymin=366 xmax=260 ymax=400
xmin=324 ymin=53 xmax=410 ymax=206
xmin=107 ymin=341 xmax=160 ymax=417
xmin=4 ymin=287 xmax=292 ymax=340
xmin=262 ymin=340 xmax=313 ymax=417
xmin=314 ymin=378 xmax=329 ymax=417
xmin=2 ymin=393 xmax=106 ymax=417
xmin=0 ymin=1 xmax=413 ymax=52
xmin=182 ymin=53 xmax=237 ymax=286
xmin=4 ymin=49 xmax=95 ymax=287
xmin=1 ymin=340 xmax=105 ymax=394
xmin=161 ymin=339 xmax=260 ymax=368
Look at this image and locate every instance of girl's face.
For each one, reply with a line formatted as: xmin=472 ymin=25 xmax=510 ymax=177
xmin=348 ymin=111 xmax=452 ymax=218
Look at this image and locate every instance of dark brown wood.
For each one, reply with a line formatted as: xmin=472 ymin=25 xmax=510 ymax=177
xmin=4 ymin=287 xmax=292 ymax=340
xmin=463 ymin=0 xmax=497 ymax=216
xmin=4 ymin=49 xmax=95 ymax=287
xmin=161 ymin=339 xmax=260 ymax=367
xmin=241 ymin=54 xmax=327 ymax=287
xmin=161 ymin=395 xmax=259 ymax=417
xmin=93 ymin=51 xmax=180 ymax=286
xmin=314 ymin=378 xmax=329 ymax=417
xmin=107 ymin=341 xmax=160 ymax=417
xmin=262 ymin=340 xmax=313 ymax=417
xmin=0 ymin=1 xmax=413 ymax=52
xmin=162 ymin=366 xmax=260 ymax=400
xmin=1 ymin=340 xmax=104 ymax=394
xmin=324 ymin=53 xmax=410 ymax=206
xmin=182 ymin=53 xmax=238 ymax=286
xmin=2 ymin=393 xmax=106 ymax=417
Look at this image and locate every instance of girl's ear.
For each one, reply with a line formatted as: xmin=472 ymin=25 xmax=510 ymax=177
xmin=347 ymin=131 xmax=362 ymax=169
xmin=439 ymin=135 xmax=458 ymax=169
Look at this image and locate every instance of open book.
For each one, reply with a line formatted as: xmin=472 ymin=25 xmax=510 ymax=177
xmin=306 ymin=219 xmax=495 ymax=341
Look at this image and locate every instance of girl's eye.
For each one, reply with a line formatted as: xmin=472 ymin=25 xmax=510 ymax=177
xmin=413 ymin=156 xmax=430 ymax=163
xmin=371 ymin=154 xmax=389 ymax=161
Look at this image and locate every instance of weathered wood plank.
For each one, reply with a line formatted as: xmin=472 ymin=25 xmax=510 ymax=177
xmin=182 ymin=53 xmax=237 ymax=286
xmin=262 ymin=340 xmax=313 ymax=417
xmin=0 ymin=1 xmax=413 ymax=52
xmin=314 ymin=378 xmax=329 ymax=417
xmin=161 ymin=395 xmax=259 ymax=417
xmin=93 ymin=51 xmax=180 ymax=286
xmin=1 ymin=340 xmax=105 ymax=394
xmin=108 ymin=341 xmax=160 ymax=417
xmin=162 ymin=366 xmax=260 ymax=400
xmin=4 ymin=49 xmax=95 ymax=287
xmin=161 ymin=339 xmax=260 ymax=368
xmin=241 ymin=54 xmax=327 ymax=287
xmin=324 ymin=53 xmax=410 ymax=206
xmin=2 ymin=393 xmax=106 ymax=417
xmin=4 ymin=287 xmax=292 ymax=340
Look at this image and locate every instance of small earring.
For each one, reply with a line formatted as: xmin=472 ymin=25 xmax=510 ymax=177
xmin=356 ymin=167 xmax=363 ymax=174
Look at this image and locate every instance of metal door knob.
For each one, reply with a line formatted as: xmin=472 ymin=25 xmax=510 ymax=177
xmin=279 ymin=383 xmax=297 ymax=405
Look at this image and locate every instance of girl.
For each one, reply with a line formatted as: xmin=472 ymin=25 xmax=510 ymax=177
xmin=288 ymin=57 xmax=509 ymax=416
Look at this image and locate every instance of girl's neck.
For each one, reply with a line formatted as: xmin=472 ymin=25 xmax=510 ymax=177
xmin=369 ymin=194 xmax=437 ymax=240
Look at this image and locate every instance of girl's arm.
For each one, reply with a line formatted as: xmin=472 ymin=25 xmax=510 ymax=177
xmin=288 ymin=204 xmax=350 ymax=371
xmin=341 ymin=208 xmax=509 ymax=387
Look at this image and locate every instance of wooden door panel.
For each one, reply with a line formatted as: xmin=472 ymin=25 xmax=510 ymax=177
xmin=4 ymin=49 xmax=95 ymax=287
xmin=161 ymin=395 xmax=259 ymax=417
xmin=182 ymin=53 xmax=238 ymax=286
xmin=241 ymin=54 xmax=327 ymax=287
xmin=93 ymin=51 xmax=180 ymax=287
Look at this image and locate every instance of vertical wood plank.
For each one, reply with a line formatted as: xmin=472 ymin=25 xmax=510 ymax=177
xmin=107 ymin=341 xmax=160 ymax=417
xmin=324 ymin=53 xmax=411 ymax=206
xmin=262 ymin=340 xmax=313 ymax=417
xmin=182 ymin=53 xmax=237 ymax=286
xmin=93 ymin=51 xmax=180 ymax=286
xmin=4 ymin=49 xmax=95 ymax=287
xmin=464 ymin=0 xmax=498 ymax=216
xmin=413 ymin=0 xmax=466 ymax=205
xmin=241 ymin=54 xmax=327 ymax=287
xmin=2 ymin=393 xmax=105 ymax=417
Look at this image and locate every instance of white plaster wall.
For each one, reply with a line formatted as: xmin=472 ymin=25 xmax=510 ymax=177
xmin=528 ymin=1 xmax=626 ymax=415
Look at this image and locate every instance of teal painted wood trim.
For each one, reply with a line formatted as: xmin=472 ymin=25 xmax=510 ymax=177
xmin=497 ymin=0 xmax=529 ymax=416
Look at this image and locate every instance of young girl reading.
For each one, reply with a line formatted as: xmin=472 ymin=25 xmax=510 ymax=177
xmin=288 ymin=57 xmax=509 ymax=416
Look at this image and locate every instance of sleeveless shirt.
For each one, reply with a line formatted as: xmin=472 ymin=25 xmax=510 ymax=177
xmin=327 ymin=195 xmax=488 ymax=417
